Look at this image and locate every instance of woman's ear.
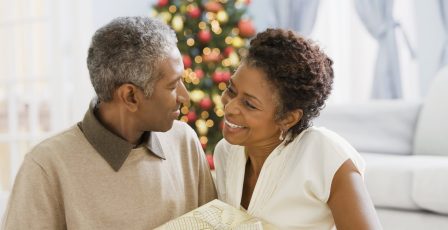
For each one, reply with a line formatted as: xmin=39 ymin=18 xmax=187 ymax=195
xmin=116 ymin=84 xmax=139 ymax=112
xmin=280 ymin=109 xmax=303 ymax=130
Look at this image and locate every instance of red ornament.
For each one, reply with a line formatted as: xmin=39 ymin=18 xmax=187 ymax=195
xmin=206 ymin=154 xmax=215 ymax=170
xmin=198 ymin=30 xmax=212 ymax=43
xmin=187 ymin=6 xmax=201 ymax=19
xmin=194 ymin=68 xmax=204 ymax=79
xmin=157 ymin=0 xmax=169 ymax=7
xmin=201 ymin=142 xmax=207 ymax=150
xmin=212 ymin=71 xmax=223 ymax=83
xmin=221 ymin=71 xmax=231 ymax=82
xmin=186 ymin=111 xmax=197 ymax=123
xmin=199 ymin=97 xmax=213 ymax=110
xmin=212 ymin=71 xmax=230 ymax=83
xmin=182 ymin=54 xmax=192 ymax=68
xmin=224 ymin=47 xmax=234 ymax=57
xmin=238 ymin=19 xmax=256 ymax=38
xmin=204 ymin=1 xmax=223 ymax=13
xmin=219 ymin=120 xmax=224 ymax=130
xmin=203 ymin=51 xmax=221 ymax=63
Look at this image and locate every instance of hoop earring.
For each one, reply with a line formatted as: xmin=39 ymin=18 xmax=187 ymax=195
xmin=279 ymin=129 xmax=284 ymax=141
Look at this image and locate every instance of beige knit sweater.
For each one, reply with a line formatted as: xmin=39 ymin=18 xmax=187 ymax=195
xmin=2 ymin=120 xmax=216 ymax=230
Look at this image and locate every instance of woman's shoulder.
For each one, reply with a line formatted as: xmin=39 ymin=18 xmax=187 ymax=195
xmin=296 ymin=126 xmax=354 ymax=149
xmin=290 ymin=126 xmax=362 ymax=164
xmin=299 ymin=126 xmax=365 ymax=173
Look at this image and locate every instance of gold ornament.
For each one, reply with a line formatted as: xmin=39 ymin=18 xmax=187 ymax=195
xmin=232 ymin=36 xmax=244 ymax=48
xmin=190 ymin=90 xmax=205 ymax=103
xmin=216 ymin=10 xmax=229 ymax=23
xmin=168 ymin=5 xmax=177 ymax=13
xmin=171 ymin=15 xmax=184 ymax=32
xmin=196 ymin=119 xmax=209 ymax=135
xmin=200 ymin=136 xmax=208 ymax=145
xmin=229 ymin=52 xmax=240 ymax=66
xmin=186 ymin=38 xmax=195 ymax=46
xmin=212 ymin=94 xmax=223 ymax=108
xmin=206 ymin=119 xmax=214 ymax=128
xmin=151 ymin=9 xmax=158 ymax=17
xmin=158 ymin=12 xmax=172 ymax=24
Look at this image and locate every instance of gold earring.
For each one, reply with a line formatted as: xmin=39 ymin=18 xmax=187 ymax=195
xmin=279 ymin=129 xmax=284 ymax=141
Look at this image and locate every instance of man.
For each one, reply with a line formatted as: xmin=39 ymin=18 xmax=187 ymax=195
xmin=2 ymin=17 xmax=216 ymax=229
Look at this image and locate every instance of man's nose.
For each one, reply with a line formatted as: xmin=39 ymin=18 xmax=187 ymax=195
xmin=177 ymin=81 xmax=189 ymax=103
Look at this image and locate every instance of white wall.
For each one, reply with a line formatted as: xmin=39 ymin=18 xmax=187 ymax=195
xmin=91 ymin=0 xmax=155 ymax=29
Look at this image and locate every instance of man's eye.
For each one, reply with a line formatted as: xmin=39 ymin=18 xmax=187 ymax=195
xmin=170 ymin=82 xmax=179 ymax=90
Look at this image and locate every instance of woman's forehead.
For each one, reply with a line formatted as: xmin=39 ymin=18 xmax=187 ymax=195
xmin=232 ymin=65 xmax=278 ymax=103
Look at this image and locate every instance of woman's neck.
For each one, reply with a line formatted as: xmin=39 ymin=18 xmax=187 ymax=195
xmin=245 ymin=139 xmax=283 ymax=176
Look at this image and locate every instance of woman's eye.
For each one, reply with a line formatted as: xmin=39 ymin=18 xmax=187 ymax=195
xmin=244 ymin=100 xmax=257 ymax=109
xmin=227 ymin=87 xmax=236 ymax=96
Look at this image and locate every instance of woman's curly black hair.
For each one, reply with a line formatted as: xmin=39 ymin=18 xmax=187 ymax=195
xmin=245 ymin=28 xmax=334 ymax=144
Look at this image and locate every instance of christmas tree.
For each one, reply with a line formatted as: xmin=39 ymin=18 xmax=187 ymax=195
xmin=152 ymin=0 xmax=255 ymax=162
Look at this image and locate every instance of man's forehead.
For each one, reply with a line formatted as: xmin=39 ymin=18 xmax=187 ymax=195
xmin=156 ymin=64 xmax=182 ymax=83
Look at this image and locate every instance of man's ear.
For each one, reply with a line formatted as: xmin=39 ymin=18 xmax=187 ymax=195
xmin=116 ymin=84 xmax=140 ymax=112
xmin=280 ymin=109 xmax=303 ymax=130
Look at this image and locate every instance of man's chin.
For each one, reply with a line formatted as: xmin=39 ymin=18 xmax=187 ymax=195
xmin=159 ymin=121 xmax=175 ymax=132
xmin=146 ymin=120 xmax=175 ymax=133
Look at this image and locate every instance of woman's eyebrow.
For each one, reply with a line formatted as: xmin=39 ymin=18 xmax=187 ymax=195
xmin=231 ymin=79 xmax=262 ymax=104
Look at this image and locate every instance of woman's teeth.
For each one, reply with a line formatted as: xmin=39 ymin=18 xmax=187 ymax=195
xmin=225 ymin=120 xmax=245 ymax=128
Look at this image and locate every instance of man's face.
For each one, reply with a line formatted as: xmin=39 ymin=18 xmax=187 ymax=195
xmin=136 ymin=47 xmax=189 ymax=132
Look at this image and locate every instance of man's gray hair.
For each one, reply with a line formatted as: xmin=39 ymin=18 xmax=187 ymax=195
xmin=87 ymin=16 xmax=178 ymax=101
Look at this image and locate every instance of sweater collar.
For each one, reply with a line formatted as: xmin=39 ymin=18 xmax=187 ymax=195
xmin=78 ymin=99 xmax=165 ymax=171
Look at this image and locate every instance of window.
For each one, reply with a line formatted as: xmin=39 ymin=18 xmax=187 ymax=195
xmin=0 ymin=0 xmax=93 ymax=192
xmin=311 ymin=0 xmax=419 ymax=103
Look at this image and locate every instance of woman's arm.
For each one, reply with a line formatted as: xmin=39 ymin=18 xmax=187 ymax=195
xmin=327 ymin=159 xmax=382 ymax=230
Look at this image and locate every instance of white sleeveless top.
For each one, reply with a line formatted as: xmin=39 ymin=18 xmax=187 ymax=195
xmin=213 ymin=126 xmax=365 ymax=230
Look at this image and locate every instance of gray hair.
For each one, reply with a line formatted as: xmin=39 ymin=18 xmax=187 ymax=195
xmin=87 ymin=16 xmax=178 ymax=101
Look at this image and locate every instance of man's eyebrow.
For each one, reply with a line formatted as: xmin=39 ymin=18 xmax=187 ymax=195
xmin=168 ymin=76 xmax=182 ymax=85
xmin=230 ymin=79 xmax=262 ymax=105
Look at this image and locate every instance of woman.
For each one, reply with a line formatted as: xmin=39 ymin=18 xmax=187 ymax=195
xmin=214 ymin=29 xmax=382 ymax=229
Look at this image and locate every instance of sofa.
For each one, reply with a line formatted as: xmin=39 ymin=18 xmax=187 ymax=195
xmin=314 ymin=66 xmax=448 ymax=230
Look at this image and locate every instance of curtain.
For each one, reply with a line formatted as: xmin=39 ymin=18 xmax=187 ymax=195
xmin=355 ymin=0 xmax=402 ymax=99
xmin=440 ymin=0 xmax=448 ymax=68
xmin=272 ymin=0 xmax=320 ymax=36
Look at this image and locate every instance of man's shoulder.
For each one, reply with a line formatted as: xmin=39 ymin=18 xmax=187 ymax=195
xmin=28 ymin=125 xmax=84 ymax=162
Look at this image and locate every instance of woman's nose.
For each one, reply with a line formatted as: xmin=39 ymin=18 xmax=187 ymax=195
xmin=223 ymin=97 xmax=240 ymax=115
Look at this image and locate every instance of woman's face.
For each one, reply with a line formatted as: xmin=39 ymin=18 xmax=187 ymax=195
xmin=221 ymin=63 xmax=282 ymax=147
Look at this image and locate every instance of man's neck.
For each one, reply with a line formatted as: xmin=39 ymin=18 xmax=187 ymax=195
xmin=95 ymin=102 xmax=143 ymax=145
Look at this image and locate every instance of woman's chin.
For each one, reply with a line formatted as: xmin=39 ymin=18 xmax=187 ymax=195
xmin=223 ymin=133 xmax=244 ymax=145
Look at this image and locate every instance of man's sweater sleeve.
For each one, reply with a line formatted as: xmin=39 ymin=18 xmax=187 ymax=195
xmin=2 ymin=155 xmax=65 ymax=230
